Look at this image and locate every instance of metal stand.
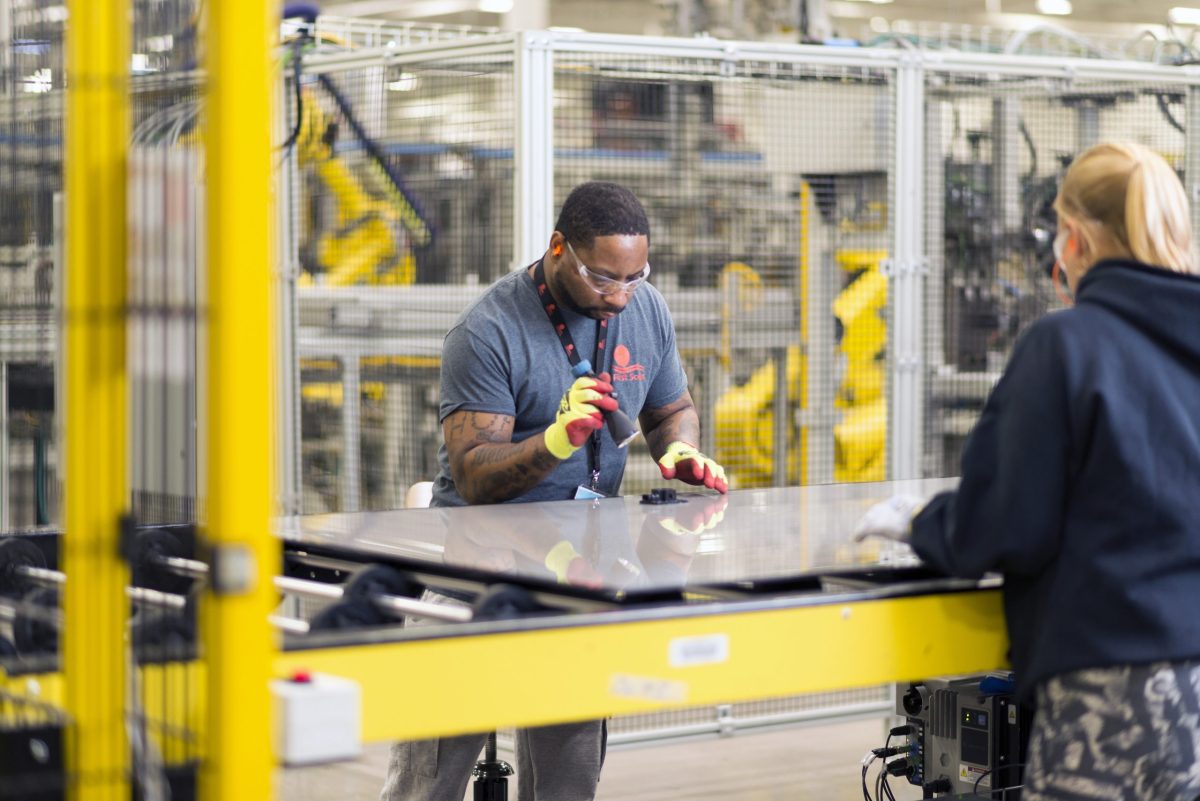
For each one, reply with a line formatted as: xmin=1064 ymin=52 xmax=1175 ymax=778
xmin=471 ymin=731 xmax=514 ymax=801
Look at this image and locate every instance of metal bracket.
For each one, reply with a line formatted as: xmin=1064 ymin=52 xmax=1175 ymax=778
xmin=719 ymin=44 xmax=738 ymax=77
xmin=526 ymin=32 xmax=553 ymax=51
xmin=207 ymin=542 xmax=257 ymax=596
xmin=117 ymin=512 xmax=139 ymax=564
xmin=880 ymin=258 xmax=929 ymax=278
xmin=716 ymin=704 xmax=735 ymax=737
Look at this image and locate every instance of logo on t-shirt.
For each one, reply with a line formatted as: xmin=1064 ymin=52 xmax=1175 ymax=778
xmin=612 ymin=344 xmax=646 ymax=382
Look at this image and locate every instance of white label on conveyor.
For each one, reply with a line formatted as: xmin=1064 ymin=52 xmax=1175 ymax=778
xmin=668 ymin=634 xmax=729 ymax=668
xmin=609 ymin=674 xmax=687 ymax=703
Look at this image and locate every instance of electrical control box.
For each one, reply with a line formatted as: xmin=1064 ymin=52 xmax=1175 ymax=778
xmin=897 ymin=674 xmax=1028 ymax=797
xmin=272 ymin=671 xmax=362 ymax=766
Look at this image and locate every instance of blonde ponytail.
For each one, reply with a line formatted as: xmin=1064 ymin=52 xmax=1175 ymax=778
xmin=1057 ymin=142 xmax=1196 ymax=275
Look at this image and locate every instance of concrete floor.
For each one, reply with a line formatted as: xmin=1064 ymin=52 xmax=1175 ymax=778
xmin=276 ymin=718 xmax=923 ymax=801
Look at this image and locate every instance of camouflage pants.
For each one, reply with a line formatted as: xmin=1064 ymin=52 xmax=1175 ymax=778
xmin=1025 ymin=660 xmax=1200 ymax=801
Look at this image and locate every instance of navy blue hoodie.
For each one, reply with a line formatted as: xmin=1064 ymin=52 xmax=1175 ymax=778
xmin=912 ymin=259 xmax=1200 ymax=702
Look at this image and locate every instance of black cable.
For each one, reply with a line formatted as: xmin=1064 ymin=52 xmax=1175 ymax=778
xmin=880 ymin=755 xmax=899 ymax=800
xmin=278 ymin=37 xmax=306 ymax=152
xmin=1156 ymin=93 xmax=1186 ymax=135
xmin=315 ymin=72 xmax=434 ymax=244
xmin=1018 ymin=117 xmax=1038 ymax=181
xmin=973 ymin=762 xmax=1027 ymax=796
xmin=34 ymin=430 xmax=47 ymax=525
xmin=861 ymin=752 xmax=878 ymax=801
xmin=879 ymin=732 xmax=892 ymax=801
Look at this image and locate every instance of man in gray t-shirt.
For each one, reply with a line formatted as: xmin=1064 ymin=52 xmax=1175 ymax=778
xmin=432 ymin=181 xmax=726 ymax=507
xmin=381 ymin=182 xmax=726 ymax=801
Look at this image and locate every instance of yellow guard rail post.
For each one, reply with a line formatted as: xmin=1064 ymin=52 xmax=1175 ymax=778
xmin=201 ymin=1 xmax=279 ymax=799
xmin=64 ymin=0 xmax=131 ymax=797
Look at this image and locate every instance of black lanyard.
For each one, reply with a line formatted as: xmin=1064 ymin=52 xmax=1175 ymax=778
xmin=533 ymin=258 xmax=609 ymax=490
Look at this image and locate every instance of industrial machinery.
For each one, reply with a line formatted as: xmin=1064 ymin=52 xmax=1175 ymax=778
xmin=290 ymin=36 xmax=895 ymax=508
xmin=286 ymin=27 xmax=1200 ymax=513
xmin=923 ymin=77 xmax=1192 ymax=475
xmin=1 ymin=480 xmax=1009 ymax=797
xmin=868 ymin=673 xmax=1030 ymax=799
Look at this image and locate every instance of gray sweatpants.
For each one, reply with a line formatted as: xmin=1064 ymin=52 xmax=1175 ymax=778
xmin=379 ymin=591 xmax=607 ymax=801
xmin=379 ymin=721 xmax=607 ymax=801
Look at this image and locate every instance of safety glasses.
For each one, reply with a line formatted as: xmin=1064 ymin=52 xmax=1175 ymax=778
xmin=566 ymin=241 xmax=651 ymax=297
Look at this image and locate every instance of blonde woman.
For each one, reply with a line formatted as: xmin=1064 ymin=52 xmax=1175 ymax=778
xmin=857 ymin=142 xmax=1200 ymax=800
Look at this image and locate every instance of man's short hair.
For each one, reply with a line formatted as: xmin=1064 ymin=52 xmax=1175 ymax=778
xmin=554 ymin=181 xmax=650 ymax=249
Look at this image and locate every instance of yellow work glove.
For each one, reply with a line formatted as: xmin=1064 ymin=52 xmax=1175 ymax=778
xmin=656 ymin=494 xmax=729 ymax=536
xmin=543 ymin=373 xmax=618 ymax=460
xmin=657 ymin=441 xmax=728 ymax=494
xmin=544 ymin=540 xmax=602 ymax=588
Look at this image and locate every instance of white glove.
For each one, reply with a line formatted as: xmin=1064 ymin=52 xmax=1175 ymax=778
xmin=852 ymin=495 xmax=925 ymax=543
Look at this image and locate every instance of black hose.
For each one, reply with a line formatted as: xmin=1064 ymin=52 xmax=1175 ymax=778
xmin=1156 ymin=93 xmax=1185 ymax=134
xmin=35 ymin=430 xmax=47 ymax=526
xmin=278 ymin=38 xmax=305 ymax=152
xmin=1018 ymin=117 xmax=1038 ymax=181
xmin=316 ymin=73 xmax=434 ymax=245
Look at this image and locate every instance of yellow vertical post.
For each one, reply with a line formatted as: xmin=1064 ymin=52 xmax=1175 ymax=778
xmin=201 ymin=1 xmax=279 ymax=800
xmin=64 ymin=0 xmax=130 ymax=798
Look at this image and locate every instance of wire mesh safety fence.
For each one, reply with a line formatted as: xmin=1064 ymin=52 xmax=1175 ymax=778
xmin=0 ymin=2 xmax=63 ymax=532
xmin=294 ymin=51 xmax=515 ymax=512
xmin=0 ymin=2 xmax=74 ymax=795
xmin=0 ymin=1 xmax=207 ymax=798
xmin=920 ymin=70 xmax=1189 ymax=477
xmin=293 ymin=44 xmax=899 ymax=510
xmin=291 ymin=34 xmax=1200 ymax=510
xmin=281 ymin=38 xmax=1200 ymax=764
xmin=283 ymin=14 xmax=501 ymax=52
xmin=127 ymin=1 xmax=206 ymax=794
xmin=2 ymin=19 xmax=1195 ymax=795
xmin=850 ymin=21 xmax=1180 ymax=63
xmin=490 ymin=684 xmax=894 ymax=750
xmin=124 ymin=3 xmax=211 ymax=797
xmin=129 ymin=9 xmax=204 ymax=528
xmin=551 ymin=52 xmax=894 ymax=494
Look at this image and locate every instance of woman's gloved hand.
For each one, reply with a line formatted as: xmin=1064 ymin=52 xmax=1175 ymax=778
xmin=657 ymin=441 xmax=728 ymax=494
xmin=852 ymin=495 xmax=925 ymax=543
xmin=543 ymin=373 xmax=618 ymax=460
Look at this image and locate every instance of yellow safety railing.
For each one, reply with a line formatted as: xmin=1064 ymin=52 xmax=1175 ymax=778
xmin=64 ymin=1 xmax=131 ymax=797
xmin=201 ymin=2 xmax=279 ymax=800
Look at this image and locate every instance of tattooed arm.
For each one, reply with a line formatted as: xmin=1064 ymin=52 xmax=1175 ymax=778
xmin=639 ymin=389 xmax=701 ymax=460
xmin=443 ymin=410 xmax=562 ymax=504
